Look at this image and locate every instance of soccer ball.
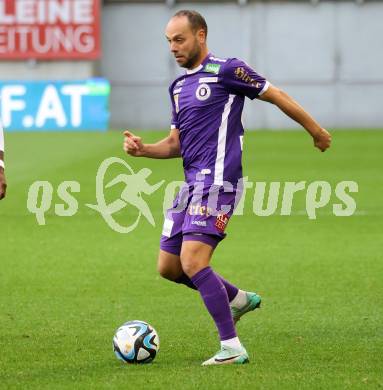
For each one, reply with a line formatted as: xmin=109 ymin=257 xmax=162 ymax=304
xmin=113 ymin=320 xmax=159 ymax=364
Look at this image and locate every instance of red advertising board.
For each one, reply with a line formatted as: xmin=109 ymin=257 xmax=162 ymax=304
xmin=0 ymin=0 xmax=101 ymax=60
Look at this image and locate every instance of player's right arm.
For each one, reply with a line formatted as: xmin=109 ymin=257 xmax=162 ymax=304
xmin=124 ymin=80 xmax=182 ymax=159
xmin=0 ymin=122 xmax=6 ymax=200
xmin=123 ymin=128 xmax=181 ymax=159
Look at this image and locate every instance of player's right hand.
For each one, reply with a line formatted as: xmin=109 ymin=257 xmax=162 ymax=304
xmin=0 ymin=170 xmax=7 ymax=200
xmin=313 ymin=128 xmax=332 ymax=152
xmin=123 ymin=130 xmax=145 ymax=157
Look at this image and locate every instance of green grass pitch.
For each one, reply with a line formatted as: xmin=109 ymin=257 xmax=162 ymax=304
xmin=0 ymin=130 xmax=382 ymax=389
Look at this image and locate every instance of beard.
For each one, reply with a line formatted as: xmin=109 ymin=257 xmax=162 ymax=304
xmin=180 ymin=42 xmax=202 ymax=69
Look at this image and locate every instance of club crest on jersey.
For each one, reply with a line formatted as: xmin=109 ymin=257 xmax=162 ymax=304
xmin=196 ymin=83 xmax=211 ymax=101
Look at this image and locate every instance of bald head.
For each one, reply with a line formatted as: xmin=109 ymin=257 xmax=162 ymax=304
xmin=165 ymin=10 xmax=209 ymax=69
xmin=172 ymin=10 xmax=208 ymax=37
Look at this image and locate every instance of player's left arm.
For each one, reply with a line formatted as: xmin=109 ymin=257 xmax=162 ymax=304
xmin=0 ymin=123 xmax=6 ymax=200
xmin=258 ymin=85 xmax=331 ymax=152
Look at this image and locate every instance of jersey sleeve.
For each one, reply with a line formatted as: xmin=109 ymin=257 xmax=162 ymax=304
xmin=221 ymin=58 xmax=269 ymax=100
xmin=169 ymin=85 xmax=179 ymax=129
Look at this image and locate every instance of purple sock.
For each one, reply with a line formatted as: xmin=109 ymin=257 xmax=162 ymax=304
xmin=191 ymin=266 xmax=237 ymax=341
xmin=216 ymin=274 xmax=239 ymax=302
xmin=175 ymin=273 xmax=239 ymax=301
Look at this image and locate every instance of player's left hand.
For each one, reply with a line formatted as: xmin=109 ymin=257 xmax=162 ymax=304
xmin=0 ymin=169 xmax=7 ymax=200
xmin=313 ymin=128 xmax=332 ymax=152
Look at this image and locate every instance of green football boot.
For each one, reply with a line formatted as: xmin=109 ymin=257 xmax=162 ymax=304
xmin=202 ymin=345 xmax=249 ymax=366
xmin=231 ymin=292 xmax=261 ymax=324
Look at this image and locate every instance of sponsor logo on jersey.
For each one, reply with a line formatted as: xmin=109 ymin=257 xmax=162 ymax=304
xmin=196 ymin=83 xmax=211 ymax=101
xmin=192 ymin=220 xmax=207 ymax=227
xmin=215 ymin=213 xmax=229 ymax=233
xmin=234 ymin=67 xmax=262 ymax=88
xmin=199 ymin=77 xmax=218 ymax=84
xmin=204 ymin=63 xmax=221 ymax=74
xmin=188 ymin=205 xmax=213 ymax=216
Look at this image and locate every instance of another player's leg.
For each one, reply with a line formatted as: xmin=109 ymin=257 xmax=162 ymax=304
xmin=180 ymin=240 xmax=249 ymax=365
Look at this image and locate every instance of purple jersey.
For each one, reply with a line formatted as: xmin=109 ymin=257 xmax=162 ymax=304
xmin=169 ymin=53 xmax=269 ymax=186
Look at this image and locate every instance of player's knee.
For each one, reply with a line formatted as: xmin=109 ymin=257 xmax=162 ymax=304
xmin=180 ymin=261 xmax=197 ymax=278
xmin=180 ymin=241 xmax=212 ymax=278
xmin=180 ymin=252 xmax=204 ymax=278
xmin=157 ymin=251 xmax=182 ymax=281
xmin=157 ymin=262 xmax=175 ymax=280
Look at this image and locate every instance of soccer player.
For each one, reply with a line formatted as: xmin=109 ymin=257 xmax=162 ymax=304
xmin=0 ymin=120 xmax=6 ymax=200
xmin=123 ymin=10 xmax=331 ymax=365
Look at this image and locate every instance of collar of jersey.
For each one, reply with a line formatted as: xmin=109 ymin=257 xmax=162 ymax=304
xmin=185 ymin=53 xmax=212 ymax=75
xmin=186 ymin=65 xmax=203 ymax=75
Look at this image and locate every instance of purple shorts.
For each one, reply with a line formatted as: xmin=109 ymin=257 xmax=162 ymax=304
xmin=160 ymin=183 xmax=241 ymax=256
